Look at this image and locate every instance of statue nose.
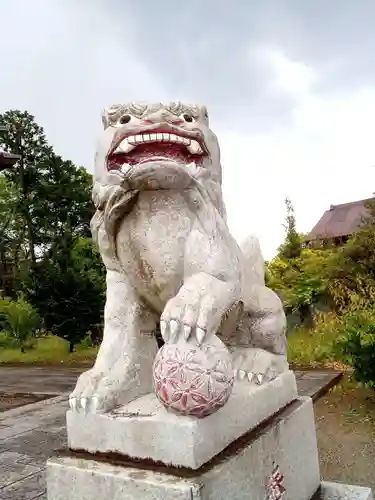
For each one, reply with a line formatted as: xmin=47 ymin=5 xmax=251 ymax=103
xmin=141 ymin=112 xmax=184 ymax=126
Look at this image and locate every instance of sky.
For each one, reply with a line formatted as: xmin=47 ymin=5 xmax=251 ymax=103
xmin=2 ymin=0 xmax=375 ymax=259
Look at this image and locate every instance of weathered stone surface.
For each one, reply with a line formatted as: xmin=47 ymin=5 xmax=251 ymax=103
xmin=319 ymin=481 xmax=373 ymax=500
xmin=67 ymin=370 xmax=297 ymax=469
xmin=69 ymin=102 xmax=289 ymax=415
xmin=49 ymin=397 xmax=320 ymax=500
xmin=0 ymin=369 xmax=342 ymax=499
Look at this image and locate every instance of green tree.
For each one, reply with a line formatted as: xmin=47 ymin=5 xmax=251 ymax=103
xmin=0 ymin=112 xmax=94 ymax=266
xmin=0 ymin=175 xmax=29 ymax=297
xmin=0 ymin=110 xmax=54 ymax=265
xmin=0 ymin=110 xmax=104 ymax=351
xmin=24 ymin=237 xmax=105 ymax=352
xmin=327 ymin=218 xmax=375 ymax=313
xmin=32 ymin=155 xmax=94 ymax=267
xmin=278 ymin=197 xmax=302 ymax=261
xmin=267 ymin=198 xmax=331 ymax=327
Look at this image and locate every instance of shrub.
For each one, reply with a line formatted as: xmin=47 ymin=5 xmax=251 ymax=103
xmin=0 ymin=297 xmax=42 ymax=352
xmin=334 ymin=310 xmax=375 ymax=389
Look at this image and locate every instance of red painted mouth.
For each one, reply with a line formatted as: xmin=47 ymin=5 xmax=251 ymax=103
xmin=107 ymin=128 xmax=206 ymax=171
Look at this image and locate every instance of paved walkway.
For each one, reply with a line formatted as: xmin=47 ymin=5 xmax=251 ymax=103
xmin=0 ymin=366 xmax=85 ymax=396
xmin=0 ymin=366 xmax=342 ymax=499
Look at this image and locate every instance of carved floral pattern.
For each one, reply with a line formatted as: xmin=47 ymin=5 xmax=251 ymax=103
xmin=153 ymin=340 xmax=234 ymax=418
xmin=266 ymin=463 xmax=286 ymax=500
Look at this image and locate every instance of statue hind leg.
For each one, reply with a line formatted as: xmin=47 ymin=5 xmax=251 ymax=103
xmin=69 ymin=268 xmax=159 ymax=413
xmin=230 ymin=286 xmax=289 ymax=384
xmin=221 ymin=234 xmax=289 ymax=384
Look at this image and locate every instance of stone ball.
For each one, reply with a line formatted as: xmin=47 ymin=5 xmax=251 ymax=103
xmin=153 ymin=334 xmax=234 ymax=418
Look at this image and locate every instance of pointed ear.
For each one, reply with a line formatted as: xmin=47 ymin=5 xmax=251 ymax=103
xmin=101 ymin=109 xmax=110 ymax=130
xmin=200 ymin=105 xmax=209 ymax=126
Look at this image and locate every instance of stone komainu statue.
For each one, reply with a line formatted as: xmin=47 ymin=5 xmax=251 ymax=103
xmin=69 ymin=102 xmax=288 ymax=413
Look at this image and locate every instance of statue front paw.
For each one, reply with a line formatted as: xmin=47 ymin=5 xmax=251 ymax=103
xmin=159 ymin=276 xmax=235 ymax=347
xmin=69 ymin=355 xmax=153 ymax=414
xmin=69 ymin=367 xmax=106 ymax=413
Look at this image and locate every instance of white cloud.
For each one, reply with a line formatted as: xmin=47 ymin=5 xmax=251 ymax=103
xmin=220 ymin=48 xmax=375 ymax=259
xmin=252 ymin=46 xmax=318 ymax=100
xmin=1 ymin=5 xmax=375 ymax=263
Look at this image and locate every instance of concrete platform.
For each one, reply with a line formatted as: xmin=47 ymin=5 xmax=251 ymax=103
xmin=0 ymin=368 xmax=344 ymax=499
xmin=67 ymin=370 xmax=298 ymax=469
xmin=317 ymin=482 xmax=372 ymax=500
xmin=48 ymin=397 xmax=321 ymax=500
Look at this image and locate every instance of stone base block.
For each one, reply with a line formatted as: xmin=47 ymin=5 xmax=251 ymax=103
xmin=318 ymin=482 xmax=372 ymax=500
xmin=48 ymin=396 xmax=321 ymax=500
xmin=67 ymin=369 xmax=297 ymax=469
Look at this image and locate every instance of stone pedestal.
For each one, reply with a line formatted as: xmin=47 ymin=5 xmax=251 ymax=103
xmin=46 ymin=373 xmax=373 ymax=500
xmin=67 ymin=370 xmax=297 ymax=469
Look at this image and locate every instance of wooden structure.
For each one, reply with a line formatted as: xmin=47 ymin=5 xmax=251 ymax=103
xmin=0 ymin=126 xmax=20 ymax=171
xmin=305 ymin=198 xmax=372 ymax=247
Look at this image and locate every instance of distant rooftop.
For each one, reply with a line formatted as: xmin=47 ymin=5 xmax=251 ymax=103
xmin=0 ymin=126 xmax=20 ymax=171
xmin=305 ymin=198 xmax=373 ymax=241
xmin=0 ymin=150 xmax=20 ymax=171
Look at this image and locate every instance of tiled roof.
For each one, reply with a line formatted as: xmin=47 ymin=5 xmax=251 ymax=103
xmin=305 ymin=199 xmax=373 ymax=241
xmin=0 ymin=151 xmax=20 ymax=171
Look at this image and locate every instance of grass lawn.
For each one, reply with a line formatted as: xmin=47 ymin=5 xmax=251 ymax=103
xmin=288 ymin=318 xmax=349 ymax=371
xmin=0 ymin=318 xmax=348 ymax=368
xmin=0 ymin=335 xmax=98 ymax=365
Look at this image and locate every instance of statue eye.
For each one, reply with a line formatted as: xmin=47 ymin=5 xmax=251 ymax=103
xmin=182 ymin=113 xmax=194 ymax=123
xmin=119 ymin=114 xmax=132 ymax=124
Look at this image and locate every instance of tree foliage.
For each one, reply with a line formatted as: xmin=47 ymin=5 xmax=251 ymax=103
xmin=0 ymin=110 xmax=101 ymax=350
xmin=0 ymin=110 xmax=53 ymax=264
xmin=267 ymin=196 xmax=375 ymax=386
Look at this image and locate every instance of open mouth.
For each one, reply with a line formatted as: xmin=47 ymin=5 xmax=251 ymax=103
xmin=107 ymin=129 xmax=207 ymax=172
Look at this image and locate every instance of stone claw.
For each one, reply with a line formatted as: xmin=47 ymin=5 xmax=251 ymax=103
xmin=196 ymin=327 xmax=205 ymax=346
xmin=91 ymin=395 xmax=99 ymax=412
xmin=80 ymin=397 xmax=87 ymax=410
xmin=69 ymin=397 xmax=77 ymax=411
xmin=169 ymin=319 xmax=179 ymax=342
xmin=238 ymin=369 xmax=246 ymax=381
xmin=160 ymin=320 xmax=168 ymax=342
xmin=247 ymin=372 xmax=254 ymax=383
xmin=183 ymin=324 xmax=191 ymax=340
xmin=255 ymin=373 xmax=264 ymax=385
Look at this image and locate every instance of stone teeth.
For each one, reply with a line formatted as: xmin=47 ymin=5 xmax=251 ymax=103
xmin=114 ymin=133 xmax=201 ymax=152
xmin=115 ymin=138 xmax=136 ymax=154
xmin=187 ymin=139 xmax=203 ymax=155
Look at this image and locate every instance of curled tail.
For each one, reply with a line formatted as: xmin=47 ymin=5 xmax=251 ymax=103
xmin=238 ymin=234 xmax=287 ymax=355
xmin=240 ymin=234 xmax=265 ymax=287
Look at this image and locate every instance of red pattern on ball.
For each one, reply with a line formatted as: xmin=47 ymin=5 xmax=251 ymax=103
xmin=153 ymin=342 xmax=234 ymax=418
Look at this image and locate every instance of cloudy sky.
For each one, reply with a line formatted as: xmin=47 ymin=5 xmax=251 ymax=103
xmin=2 ymin=0 xmax=375 ymax=259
